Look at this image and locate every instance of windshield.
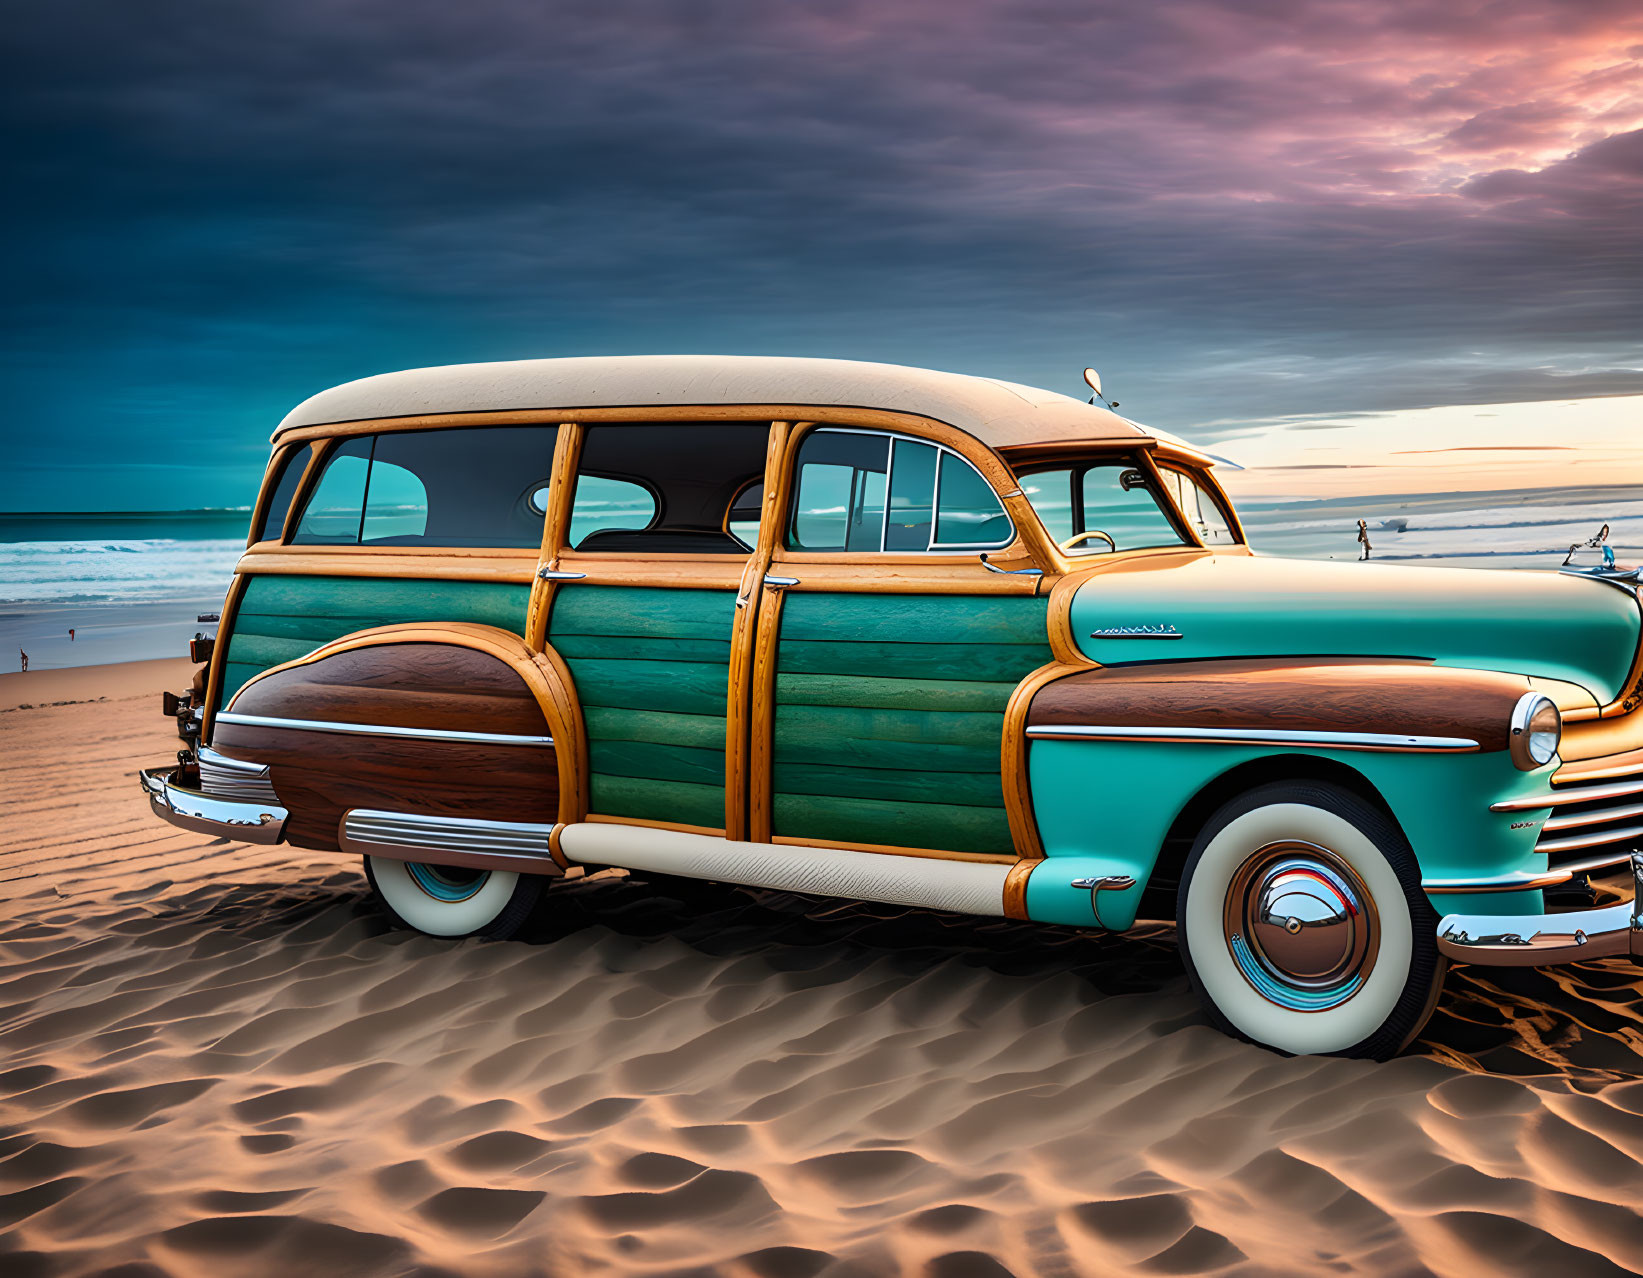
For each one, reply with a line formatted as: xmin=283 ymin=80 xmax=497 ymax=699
xmin=1020 ymin=456 xmax=1238 ymax=555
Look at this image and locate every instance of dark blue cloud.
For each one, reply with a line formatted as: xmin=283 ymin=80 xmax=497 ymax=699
xmin=2 ymin=0 xmax=1639 ymax=509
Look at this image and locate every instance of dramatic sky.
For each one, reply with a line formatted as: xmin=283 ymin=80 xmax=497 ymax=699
xmin=4 ymin=0 xmax=1641 ymax=511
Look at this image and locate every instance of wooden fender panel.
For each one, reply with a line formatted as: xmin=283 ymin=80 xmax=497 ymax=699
xmin=1025 ymin=657 xmax=1532 ymax=752
xmin=211 ymin=624 xmax=585 ymax=852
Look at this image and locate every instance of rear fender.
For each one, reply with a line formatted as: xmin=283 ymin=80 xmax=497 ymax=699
xmin=209 ymin=623 xmax=586 ymax=850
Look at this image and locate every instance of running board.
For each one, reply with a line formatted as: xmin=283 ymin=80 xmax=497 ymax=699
xmin=559 ymin=822 xmax=1010 ymax=917
xmin=338 ymin=811 xmax=1011 ymax=916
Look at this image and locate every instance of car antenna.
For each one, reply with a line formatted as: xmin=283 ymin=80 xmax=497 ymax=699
xmin=1082 ymin=367 xmax=1119 ymax=410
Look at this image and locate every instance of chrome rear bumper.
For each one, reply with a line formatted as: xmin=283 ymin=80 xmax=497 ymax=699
xmin=139 ymin=764 xmax=288 ymax=844
xmin=1437 ymin=852 xmax=1642 ymax=966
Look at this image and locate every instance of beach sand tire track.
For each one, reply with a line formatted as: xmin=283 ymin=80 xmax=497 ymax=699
xmin=1178 ymin=780 xmax=1446 ymax=1061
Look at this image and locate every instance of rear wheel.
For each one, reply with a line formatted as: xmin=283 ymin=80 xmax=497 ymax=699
xmin=364 ymin=856 xmax=544 ymax=939
xmin=1176 ymin=781 xmax=1445 ymax=1060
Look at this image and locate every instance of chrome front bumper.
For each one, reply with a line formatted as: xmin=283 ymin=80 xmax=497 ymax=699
xmin=1437 ymin=851 xmax=1643 ymax=966
xmin=138 ymin=764 xmax=288 ymax=844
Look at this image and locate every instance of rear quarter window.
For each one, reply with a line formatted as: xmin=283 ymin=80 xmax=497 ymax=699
xmin=290 ymin=425 xmax=560 ymax=548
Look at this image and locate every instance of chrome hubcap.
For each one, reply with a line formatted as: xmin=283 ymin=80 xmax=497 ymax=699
xmin=1223 ymin=841 xmax=1378 ymax=1011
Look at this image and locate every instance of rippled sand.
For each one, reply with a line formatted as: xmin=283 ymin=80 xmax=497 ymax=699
xmin=3 ymin=664 xmax=1643 ymax=1276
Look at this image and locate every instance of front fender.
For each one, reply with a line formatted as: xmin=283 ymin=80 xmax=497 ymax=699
xmin=1020 ymin=659 xmax=1552 ymax=929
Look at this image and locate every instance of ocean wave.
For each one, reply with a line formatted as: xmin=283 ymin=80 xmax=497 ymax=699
xmin=0 ymin=538 xmax=244 ymax=604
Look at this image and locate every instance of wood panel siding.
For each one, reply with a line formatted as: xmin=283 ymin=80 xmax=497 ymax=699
xmin=1026 ymin=657 xmax=1531 ymax=752
xmin=549 ymin=585 xmax=737 ymax=830
xmin=212 ymin=724 xmax=557 ymax=851
xmin=211 ymin=642 xmax=558 ymax=850
xmin=217 ymin=575 xmax=530 ymax=709
xmin=228 ymin=643 xmax=550 ymax=736
xmin=770 ymin=592 xmax=1052 ymax=855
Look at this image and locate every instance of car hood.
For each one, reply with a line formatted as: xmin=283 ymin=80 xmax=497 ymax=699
xmin=1067 ymin=553 xmax=1642 ymax=704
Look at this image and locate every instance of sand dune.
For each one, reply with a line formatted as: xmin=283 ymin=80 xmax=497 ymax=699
xmin=2 ymin=663 xmax=1642 ymax=1276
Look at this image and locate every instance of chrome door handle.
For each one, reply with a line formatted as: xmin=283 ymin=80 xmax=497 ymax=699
xmin=979 ymin=554 xmax=1042 ymax=577
xmin=763 ymin=575 xmax=800 ymax=589
xmin=537 ymin=568 xmax=587 ymax=581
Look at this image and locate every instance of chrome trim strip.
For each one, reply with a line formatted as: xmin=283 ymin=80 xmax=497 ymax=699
xmin=215 ymin=711 xmax=553 ymax=747
xmin=197 ymin=746 xmax=269 ymax=776
xmin=139 ymin=766 xmax=288 ymax=845
xmin=345 ymin=809 xmax=554 ymax=855
xmin=1491 ymin=777 xmax=1643 ymax=812
xmin=1425 ymin=848 xmax=1643 ymax=893
xmin=1023 ymin=724 xmax=1479 ymax=751
xmin=197 ymin=746 xmax=280 ymax=804
xmin=342 ymin=809 xmax=561 ymax=874
xmin=1558 ymin=564 xmax=1643 ymax=596
xmin=1543 ymin=801 xmax=1643 ymax=833
xmin=1436 ymin=853 xmax=1643 ymax=966
xmin=1536 ymin=822 xmax=1643 ymax=856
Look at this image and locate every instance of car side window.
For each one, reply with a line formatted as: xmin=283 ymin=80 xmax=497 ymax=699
xmin=254 ymin=446 xmax=310 ymax=543
xmin=567 ymin=476 xmax=658 ymax=546
xmin=1020 ymin=458 xmax=1191 ymax=554
xmin=1160 ymin=466 xmax=1238 ymax=545
xmin=291 ymin=425 xmax=558 ymax=547
xmin=1080 ymin=464 xmax=1183 ymax=551
xmin=786 ymin=428 xmax=1012 ymax=553
xmin=293 ymin=438 xmax=372 ymax=544
xmin=567 ymin=422 xmax=769 ymax=555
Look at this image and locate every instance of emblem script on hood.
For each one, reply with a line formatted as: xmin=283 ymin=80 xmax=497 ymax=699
xmin=1090 ymin=624 xmax=1184 ymax=639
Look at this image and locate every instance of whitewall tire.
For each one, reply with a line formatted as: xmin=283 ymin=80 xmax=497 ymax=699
xmin=1176 ymin=781 xmax=1445 ymax=1060
xmin=364 ymin=856 xmax=544 ymax=940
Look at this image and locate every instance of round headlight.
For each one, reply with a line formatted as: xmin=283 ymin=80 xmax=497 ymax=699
xmin=1509 ymin=692 xmax=1561 ymax=770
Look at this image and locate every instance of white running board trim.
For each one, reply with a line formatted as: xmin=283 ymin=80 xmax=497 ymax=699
xmin=559 ymin=823 xmax=1009 ymax=917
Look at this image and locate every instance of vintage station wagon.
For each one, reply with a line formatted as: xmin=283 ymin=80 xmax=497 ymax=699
xmin=141 ymin=356 xmax=1643 ymax=1059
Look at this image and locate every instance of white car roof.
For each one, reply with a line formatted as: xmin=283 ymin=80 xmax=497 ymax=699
xmin=274 ymin=354 xmax=1159 ymax=452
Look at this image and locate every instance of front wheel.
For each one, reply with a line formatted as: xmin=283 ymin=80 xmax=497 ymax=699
xmin=364 ymin=856 xmax=544 ymax=940
xmin=1176 ymin=781 xmax=1445 ymax=1060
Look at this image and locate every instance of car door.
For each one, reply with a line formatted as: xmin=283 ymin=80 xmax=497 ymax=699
xmin=541 ymin=419 xmax=778 ymax=836
xmin=750 ymin=425 xmax=1055 ymax=858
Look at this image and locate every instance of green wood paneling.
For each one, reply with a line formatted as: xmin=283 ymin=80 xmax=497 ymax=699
xmin=551 ymin=586 xmax=736 ymax=826
xmin=551 ymin=586 xmax=734 ymax=639
xmin=563 ymin=657 xmax=729 ymax=716
xmin=779 ymin=593 xmax=1050 ymax=645
xmin=778 ymin=640 xmax=1047 ymax=683
xmin=772 ymin=793 xmax=1012 ymax=854
xmin=219 ymin=575 xmax=530 ymax=707
xmin=588 ymin=740 xmax=726 ymax=787
xmin=771 ymin=591 xmax=1050 ymax=855
xmin=773 ymin=762 xmax=1003 ymax=807
xmin=590 ymin=775 xmax=726 ymax=828
xmin=775 ymin=673 xmax=1019 ymax=712
xmin=581 ymin=706 xmax=726 ymax=750
xmin=772 ymin=734 xmax=1002 ymax=774
xmin=551 ymin=634 xmax=733 ymax=664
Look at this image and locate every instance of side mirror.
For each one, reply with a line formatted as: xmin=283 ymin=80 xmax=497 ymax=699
xmin=1082 ymin=368 xmax=1102 ymax=397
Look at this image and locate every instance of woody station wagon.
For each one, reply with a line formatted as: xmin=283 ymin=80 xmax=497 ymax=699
xmin=141 ymin=356 xmax=1643 ymax=1059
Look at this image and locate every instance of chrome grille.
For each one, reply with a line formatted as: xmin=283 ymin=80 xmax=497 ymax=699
xmin=197 ymin=748 xmax=280 ymax=806
xmin=1539 ymin=768 xmax=1643 ymax=870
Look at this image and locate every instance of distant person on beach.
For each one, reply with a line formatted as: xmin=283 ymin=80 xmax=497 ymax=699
xmin=68 ymin=628 xmax=74 ymax=642
xmin=19 ymin=649 xmax=27 ymax=672
xmin=1356 ymin=519 xmax=1372 ymax=561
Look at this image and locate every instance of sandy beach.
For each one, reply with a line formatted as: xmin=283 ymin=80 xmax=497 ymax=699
xmin=2 ymin=661 xmax=1642 ymax=1276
